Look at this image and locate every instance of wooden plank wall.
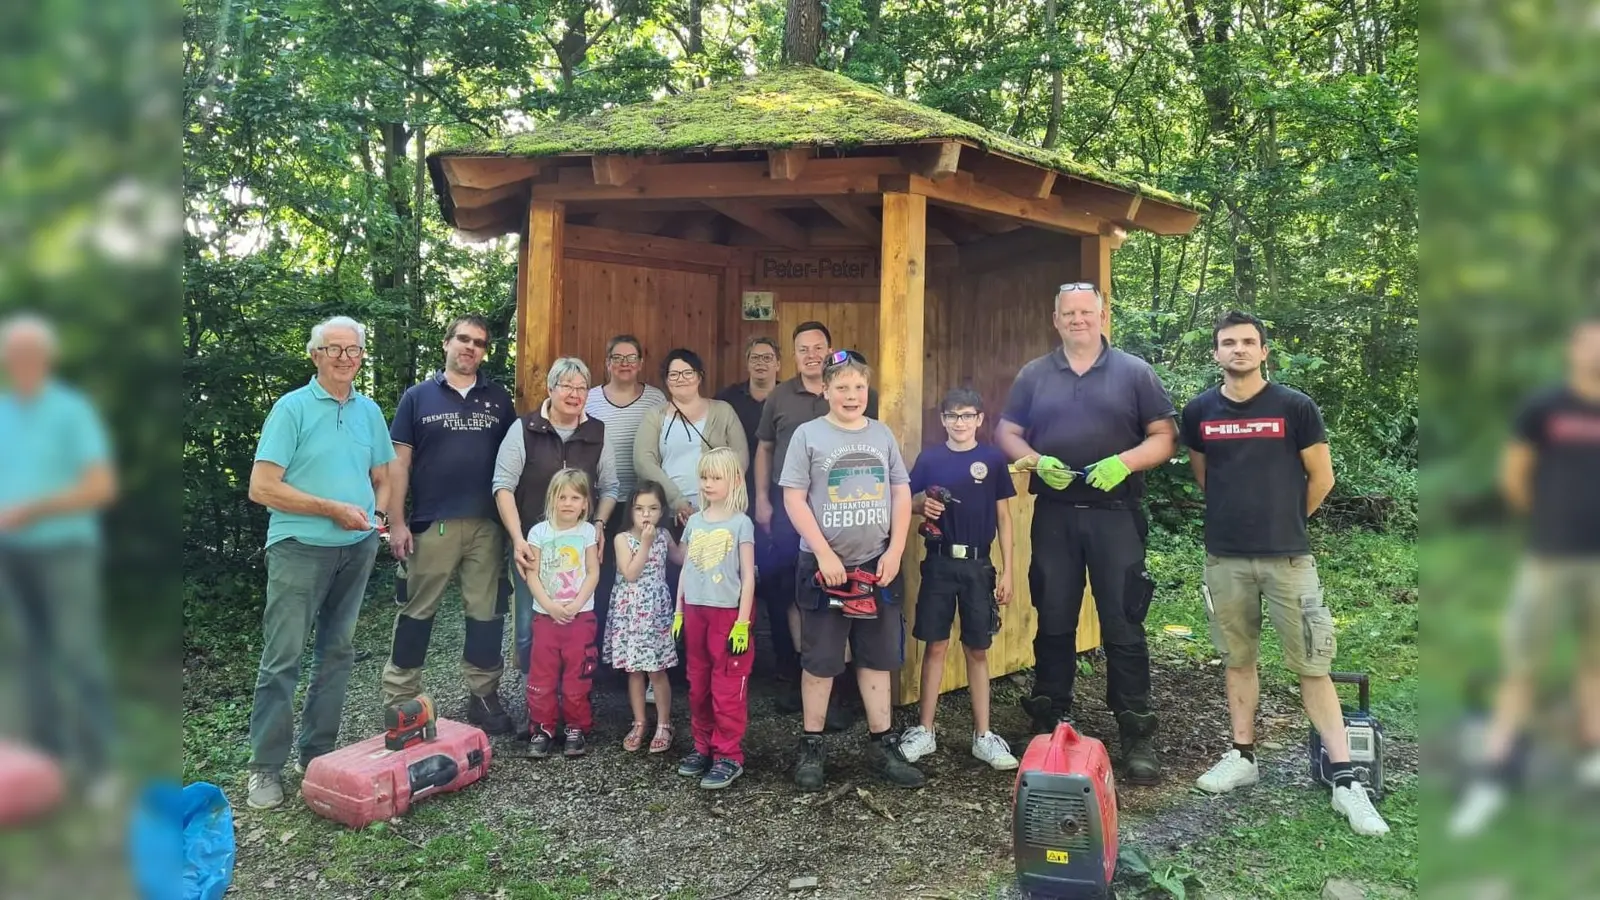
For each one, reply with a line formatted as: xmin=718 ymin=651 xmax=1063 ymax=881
xmin=548 ymin=242 xmax=1101 ymax=707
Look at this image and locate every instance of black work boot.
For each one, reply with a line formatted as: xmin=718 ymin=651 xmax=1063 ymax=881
xmin=466 ymin=691 xmax=514 ymax=735
xmin=1117 ymin=710 xmax=1161 ymax=785
xmin=1021 ymin=695 xmax=1065 ymax=734
xmin=866 ymin=732 xmax=927 ymax=789
xmin=794 ymin=734 xmax=827 ymax=792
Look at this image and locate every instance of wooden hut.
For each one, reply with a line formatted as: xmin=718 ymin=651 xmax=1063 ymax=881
xmin=427 ymin=67 xmax=1201 ymax=705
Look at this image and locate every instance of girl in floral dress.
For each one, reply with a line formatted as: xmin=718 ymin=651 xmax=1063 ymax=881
xmin=603 ymin=481 xmax=685 ymax=752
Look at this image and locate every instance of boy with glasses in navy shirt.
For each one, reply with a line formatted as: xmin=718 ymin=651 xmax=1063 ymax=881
xmin=899 ymin=388 xmax=1019 ymax=770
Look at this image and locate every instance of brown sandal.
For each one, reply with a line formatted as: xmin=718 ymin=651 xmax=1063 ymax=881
xmin=649 ymin=723 xmax=673 ymax=754
xmin=623 ymin=721 xmax=647 ymax=752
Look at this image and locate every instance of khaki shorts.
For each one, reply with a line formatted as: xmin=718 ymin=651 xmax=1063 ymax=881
xmin=1503 ymin=557 xmax=1600 ymax=673
xmin=1202 ymin=554 xmax=1336 ymax=676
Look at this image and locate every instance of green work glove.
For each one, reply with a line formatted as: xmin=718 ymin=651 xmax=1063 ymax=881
xmin=672 ymin=611 xmax=684 ymax=640
xmin=1036 ymin=455 xmax=1076 ymax=490
xmin=1086 ymin=455 xmax=1132 ymax=491
xmin=727 ymin=620 xmax=751 ymax=655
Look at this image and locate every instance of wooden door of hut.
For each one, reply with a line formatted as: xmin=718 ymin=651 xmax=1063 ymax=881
xmin=427 ymin=68 xmax=1201 ymax=705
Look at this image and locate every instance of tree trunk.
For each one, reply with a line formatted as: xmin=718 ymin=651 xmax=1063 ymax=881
xmin=782 ymin=0 xmax=823 ymax=66
xmin=1042 ymin=0 xmax=1063 ymax=149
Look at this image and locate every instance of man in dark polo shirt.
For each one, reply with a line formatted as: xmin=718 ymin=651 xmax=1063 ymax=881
xmin=754 ymin=322 xmax=877 ymax=703
xmin=1181 ymin=311 xmax=1388 ymax=836
xmin=381 ymin=315 xmax=517 ymax=734
xmin=997 ymin=283 xmax=1176 ymax=785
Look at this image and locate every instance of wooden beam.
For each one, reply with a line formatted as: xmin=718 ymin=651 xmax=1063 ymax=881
xmin=564 ymin=224 xmax=738 ymax=269
xmin=441 ymin=157 xmax=544 ymax=191
xmin=971 ymin=154 xmax=1058 ymax=199
xmin=589 ymin=209 xmax=672 ymax=235
xmin=591 ymin=154 xmax=646 ymax=187
xmin=450 ymin=180 xmax=529 ymax=209
xmin=882 ymin=172 xmax=1105 ymax=236
xmin=814 ymin=198 xmax=881 ymax=245
xmin=958 ymin=228 xmax=1077 ymax=276
xmin=900 ymin=142 xmax=963 ymax=181
xmin=530 ymin=158 xmax=900 ymax=202
xmin=767 ymin=147 xmax=811 ymax=181
xmin=1052 ymin=178 xmax=1201 ymax=236
xmin=565 ymin=248 xmax=726 ymax=276
xmin=517 ymin=200 xmax=566 ymax=415
xmin=703 ymin=200 xmax=809 ymax=250
xmin=877 ymin=190 xmax=928 ymax=472
xmin=452 ymin=195 xmax=526 ymax=235
xmin=924 ymin=207 xmax=990 ymax=245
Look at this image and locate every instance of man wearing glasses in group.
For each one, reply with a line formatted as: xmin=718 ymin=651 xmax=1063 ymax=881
xmin=244 ymin=316 xmax=395 ymax=810
xmin=381 ymin=316 xmax=518 ymax=734
xmin=754 ymin=322 xmax=877 ymax=719
xmin=996 ymin=284 xmax=1177 ymax=786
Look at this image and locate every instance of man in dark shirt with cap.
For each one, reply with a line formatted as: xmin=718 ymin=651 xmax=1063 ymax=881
xmin=382 ymin=315 xmax=517 ymax=733
xmin=997 ymin=283 xmax=1177 ymax=785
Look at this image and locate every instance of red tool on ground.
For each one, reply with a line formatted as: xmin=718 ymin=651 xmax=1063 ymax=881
xmin=917 ymin=485 xmax=962 ymax=542
xmin=301 ymin=699 xmax=491 ymax=830
xmin=1012 ymin=721 xmax=1120 ymax=899
xmin=812 ymin=567 xmax=881 ymax=619
xmin=0 ymin=740 xmax=64 ymax=828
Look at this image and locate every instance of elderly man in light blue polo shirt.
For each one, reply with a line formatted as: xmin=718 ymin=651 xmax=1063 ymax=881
xmin=0 ymin=313 xmax=118 ymax=799
xmin=244 ymin=315 xmax=395 ymax=811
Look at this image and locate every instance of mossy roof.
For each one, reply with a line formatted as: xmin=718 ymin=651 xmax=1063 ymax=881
xmin=438 ymin=66 xmax=1198 ymax=211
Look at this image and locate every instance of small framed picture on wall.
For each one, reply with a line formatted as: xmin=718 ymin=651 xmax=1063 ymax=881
xmin=742 ymin=290 xmax=775 ymax=321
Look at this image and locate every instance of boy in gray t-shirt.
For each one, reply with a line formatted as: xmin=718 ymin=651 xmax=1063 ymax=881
xmin=778 ymin=352 xmax=921 ymax=793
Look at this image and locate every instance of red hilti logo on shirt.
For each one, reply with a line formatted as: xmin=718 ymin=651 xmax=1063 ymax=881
xmin=1548 ymin=413 xmax=1600 ymax=444
xmin=1201 ymin=418 xmax=1286 ymax=439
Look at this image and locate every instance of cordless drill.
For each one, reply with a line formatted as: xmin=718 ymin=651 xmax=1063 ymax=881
xmin=918 ymin=486 xmax=962 ymax=542
xmin=384 ymin=695 xmax=437 ymax=751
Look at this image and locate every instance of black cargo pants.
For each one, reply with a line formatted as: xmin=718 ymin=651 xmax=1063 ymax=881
xmin=1028 ymin=499 xmax=1156 ymax=717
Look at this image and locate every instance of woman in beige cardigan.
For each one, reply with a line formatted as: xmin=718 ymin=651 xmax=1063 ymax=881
xmin=634 ymin=348 xmax=750 ymax=526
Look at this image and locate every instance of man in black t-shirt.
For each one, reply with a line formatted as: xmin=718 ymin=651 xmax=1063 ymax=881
xmin=1180 ymin=311 xmax=1388 ymax=836
xmin=1449 ymin=314 xmax=1600 ymax=837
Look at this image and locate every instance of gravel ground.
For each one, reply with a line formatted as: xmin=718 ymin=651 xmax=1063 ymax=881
xmin=216 ymin=587 xmax=1375 ymax=900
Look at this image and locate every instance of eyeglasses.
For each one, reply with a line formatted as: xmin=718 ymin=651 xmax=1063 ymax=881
xmin=317 ymin=345 xmax=365 ymax=359
xmin=941 ymin=412 xmax=981 ymax=424
xmin=824 ymin=349 xmax=867 ymax=369
xmin=747 ymin=353 xmax=778 ymax=364
xmin=608 ymin=354 xmax=642 ymax=365
xmin=551 ymin=382 xmax=589 ymax=395
xmin=665 ymin=369 xmax=700 ymax=383
xmin=451 ymin=333 xmax=489 ymax=349
xmin=1058 ymin=282 xmax=1100 ymax=294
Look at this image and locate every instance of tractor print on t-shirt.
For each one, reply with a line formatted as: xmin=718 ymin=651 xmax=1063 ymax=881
xmin=821 ymin=447 xmax=890 ymax=529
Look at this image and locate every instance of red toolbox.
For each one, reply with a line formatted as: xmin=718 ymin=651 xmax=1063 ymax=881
xmin=300 ymin=717 xmax=492 ymax=829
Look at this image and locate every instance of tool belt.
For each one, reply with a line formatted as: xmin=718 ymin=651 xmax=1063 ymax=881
xmin=924 ymin=541 xmax=990 ymax=561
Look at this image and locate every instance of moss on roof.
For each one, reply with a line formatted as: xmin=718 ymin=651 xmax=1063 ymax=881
xmin=442 ymin=67 xmax=1197 ymax=211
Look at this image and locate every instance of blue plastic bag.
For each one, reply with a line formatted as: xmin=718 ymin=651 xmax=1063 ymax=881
xmin=129 ymin=781 xmax=235 ymax=900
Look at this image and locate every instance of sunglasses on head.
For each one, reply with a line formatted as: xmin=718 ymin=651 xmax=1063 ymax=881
xmin=824 ymin=349 xmax=867 ymax=369
xmin=1058 ymin=282 xmax=1100 ymax=294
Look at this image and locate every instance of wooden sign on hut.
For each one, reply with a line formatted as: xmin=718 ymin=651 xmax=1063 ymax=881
xmin=427 ymin=67 xmax=1202 ymax=705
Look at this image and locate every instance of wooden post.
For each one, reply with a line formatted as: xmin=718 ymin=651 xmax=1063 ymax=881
xmin=1080 ymin=232 xmax=1113 ymax=336
xmin=877 ymin=192 xmax=927 ymax=459
xmin=517 ymin=200 xmax=566 ymax=414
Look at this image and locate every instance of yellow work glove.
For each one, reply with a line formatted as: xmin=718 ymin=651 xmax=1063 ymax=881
xmin=727 ymin=620 xmax=751 ymax=655
xmin=672 ymin=611 xmax=684 ymax=640
xmin=1036 ymin=455 xmax=1076 ymax=490
xmin=1086 ymin=455 xmax=1131 ymax=491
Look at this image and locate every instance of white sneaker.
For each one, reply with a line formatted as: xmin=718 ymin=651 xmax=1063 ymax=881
xmin=1577 ymin=750 xmax=1600 ymax=787
xmin=1331 ymin=782 xmax=1390 ymax=836
xmin=898 ymin=725 xmax=936 ymax=763
xmin=1195 ymin=750 xmax=1259 ymax=794
xmin=1448 ymin=781 xmax=1505 ymax=838
xmin=247 ymin=772 xmax=284 ymax=810
xmin=972 ymin=731 xmax=1019 ymax=771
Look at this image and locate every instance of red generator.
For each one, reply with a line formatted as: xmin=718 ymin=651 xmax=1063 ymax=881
xmin=0 ymin=740 xmax=64 ymax=827
xmin=301 ymin=717 xmax=492 ymax=829
xmin=1012 ymin=722 xmax=1120 ymax=899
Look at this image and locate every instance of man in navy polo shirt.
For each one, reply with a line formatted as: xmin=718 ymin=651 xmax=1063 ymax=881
xmin=997 ymin=283 xmax=1176 ymax=785
xmin=245 ymin=315 xmax=395 ymax=810
xmin=381 ymin=315 xmax=517 ymax=734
